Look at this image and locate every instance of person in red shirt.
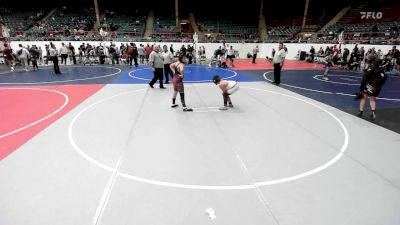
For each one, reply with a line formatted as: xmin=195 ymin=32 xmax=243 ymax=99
xmin=144 ymin=44 xmax=152 ymax=64
xmin=2 ymin=43 xmax=15 ymax=72
xmin=332 ymin=45 xmax=339 ymax=54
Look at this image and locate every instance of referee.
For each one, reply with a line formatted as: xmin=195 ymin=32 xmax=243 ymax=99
xmin=272 ymin=43 xmax=286 ymax=85
xmin=148 ymin=46 xmax=165 ymax=89
xmin=50 ymin=43 xmax=61 ymax=74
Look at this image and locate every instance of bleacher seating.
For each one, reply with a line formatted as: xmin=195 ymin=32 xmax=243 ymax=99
xmin=264 ymin=17 xmax=321 ymax=43
xmin=317 ymin=3 xmax=400 ymax=44
xmin=16 ymin=8 xmax=97 ymax=41
xmin=266 ymin=26 xmax=301 ymax=42
xmin=106 ymin=14 xmax=146 ymax=32
xmin=149 ymin=17 xmax=181 ymax=41
xmin=104 ymin=14 xmax=146 ymax=40
xmin=153 ymin=17 xmax=180 ymax=34
xmin=197 ymin=18 xmax=259 ymax=42
xmin=0 ymin=11 xmax=45 ymax=36
xmin=2 ymin=2 xmax=398 ymax=44
xmin=301 ymin=24 xmax=320 ymax=32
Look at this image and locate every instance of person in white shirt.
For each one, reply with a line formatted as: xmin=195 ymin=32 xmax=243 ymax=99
xmin=162 ymin=45 xmax=174 ymax=84
xmin=50 ymin=43 xmax=61 ymax=74
xmin=227 ymin=46 xmax=235 ymax=67
xmin=114 ymin=45 xmax=121 ymax=64
xmin=252 ymin=46 xmax=259 ymax=64
xmin=272 ymin=43 xmax=286 ymax=85
xmin=138 ymin=44 xmax=145 ymax=64
xmin=59 ymin=43 xmax=69 ymax=65
xmin=17 ymin=44 xmax=30 ymax=71
xmin=212 ymin=75 xmax=239 ymax=110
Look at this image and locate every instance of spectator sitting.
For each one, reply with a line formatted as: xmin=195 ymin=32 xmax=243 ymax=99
xmin=348 ymin=56 xmax=360 ymax=71
xmin=218 ymin=54 xmax=228 ymax=68
xmin=317 ymin=47 xmax=324 ymax=56
xmin=336 ymin=55 xmax=347 ymax=68
xmin=389 ymin=64 xmax=399 ymax=76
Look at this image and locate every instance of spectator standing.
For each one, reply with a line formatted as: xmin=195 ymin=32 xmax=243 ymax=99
xmin=170 ymin=44 xmax=175 ymax=55
xmin=29 ymin=46 xmax=40 ymax=71
xmin=109 ymin=44 xmax=117 ymax=65
xmin=144 ymin=44 xmax=152 ymax=63
xmin=69 ymin=43 xmax=76 ymax=64
xmin=138 ymin=44 xmax=145 ymax=64
xmin=127 ymin=43 xmax=138 ymax=67
xmin=59 ymin=43 xmax=68 ymax=64
xmin=38 ymin=46 xmax=43 ymax=65
xmin=310 ymin=46 xmax=315 ymax=62
xmin=98 ymin=45 xmax=106 ymax=64
xmin=2 ymin=43 xmax=15 ymax=72
xmin=187 ymin=44 xmax=193 ymax=64
xmin=17 ymin=44 xmax=30 ymax=71
xmin=59 ymin=43 xmax=69 ymax=65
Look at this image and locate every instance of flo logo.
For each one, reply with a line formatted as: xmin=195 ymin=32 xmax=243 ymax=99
xmin=360 ymin=12 xmax=383 ymax=19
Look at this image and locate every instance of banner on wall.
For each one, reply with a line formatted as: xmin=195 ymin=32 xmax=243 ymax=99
xmin=360 ymin=12 xmax=383 ymax=20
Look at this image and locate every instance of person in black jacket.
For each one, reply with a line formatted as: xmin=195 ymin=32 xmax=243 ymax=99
xmin=28 ymin=46 xmax=40 ymax=71
xmin=309 ymin=46 xmax=315 ymax=62
xmin=187 ymin=45 xmax=193 ymax=64
xmin=98 ymin=45 xmax=105 ymax=64
xmin=356 ymin=58 xmax=387 ymax=120
xmin=68 ymin=43 xmax=76 ymax=64
xmin=128 ymin=43 xmax=139 ymax=67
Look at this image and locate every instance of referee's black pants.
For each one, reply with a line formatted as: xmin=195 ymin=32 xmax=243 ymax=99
xmin=164 ymin=64 xmax=173 ymax=83
xmin=149 ymin=68 xmax=164 ymax=88
xmin=273 ymin=63 xmax=282 ymax=85
xmin=252 ymin=54 xmax=257 ymax=63
xmin=52 ymin=56 xmax=61 ymax=74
